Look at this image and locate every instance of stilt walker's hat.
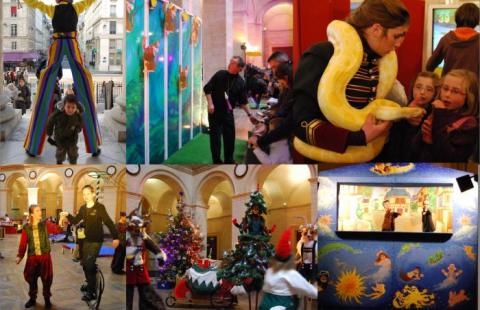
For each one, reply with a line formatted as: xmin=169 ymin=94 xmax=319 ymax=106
xmin=274 ymin=228 xmax=293 ymax=262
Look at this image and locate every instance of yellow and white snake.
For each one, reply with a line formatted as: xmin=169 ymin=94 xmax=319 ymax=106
xmin=294 ymin=20 xmax=422 ymax=163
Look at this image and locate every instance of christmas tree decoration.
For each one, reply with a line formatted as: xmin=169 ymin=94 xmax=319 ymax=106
xmin=156 ymin=193 xmax=203 ymax=282
xmin=218 ymin=190 xmax=276 ymax=309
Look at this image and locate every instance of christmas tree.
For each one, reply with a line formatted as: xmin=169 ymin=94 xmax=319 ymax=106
xmin=218 ymin=190 xmax=275 ymax=292
xmin=156 ymin=193 xmax=203 ymax=282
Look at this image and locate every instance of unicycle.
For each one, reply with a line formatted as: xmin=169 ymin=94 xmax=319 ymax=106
xmin=82 ymin=264 xmax=105 ymax=309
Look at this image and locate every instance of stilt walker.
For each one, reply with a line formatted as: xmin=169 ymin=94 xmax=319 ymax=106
xmin=23 ymin=0 xmax=101 ymax=156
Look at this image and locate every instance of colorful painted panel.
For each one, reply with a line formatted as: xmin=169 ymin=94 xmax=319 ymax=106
xmin=126 ymin=0 xmax=145 ymax=164
xmin=148 ymin=5 xmax=166 ymax=163
xmin=317 ymin=164 xmax=478 ymax=309
xmin=192 ymin=18 xmax=203 ymax=137
xmin=166 ymin=5 xmax=181 ymax=157
xmin=127 ymin=1 xmax=203 ymax=163
xmin=181 ymin=13 xmax=192 ymax=145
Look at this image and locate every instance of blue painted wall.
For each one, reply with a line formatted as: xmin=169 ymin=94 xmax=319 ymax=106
xmin=317 ymin=163 xmax=478 ymax=309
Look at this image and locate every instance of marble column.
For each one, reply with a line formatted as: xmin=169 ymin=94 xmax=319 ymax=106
xmin=203 ymin=0 xmax=233 ymax=83
xmin=62 ymin=186 xmax=75 ymax=214
xmin=102 ymin=186 xmax=118 ymax=219
xmin=0 ymin=189 xmax=7 ymax=217
xmin=231 ymin=192 xmax=250 ymax=247
xmin=309 ymin=177 xmax=319 ymax=222
xmin=126 ymin=191 xmax=142 ymax=214
xmin=190 ymin=203 xmax=208 ymax=258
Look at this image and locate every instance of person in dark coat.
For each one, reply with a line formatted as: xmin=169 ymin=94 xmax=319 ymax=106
xmin=381 ymin=200 xmax=402 ymax=232
xmin=16 ymin=77 xmax=32 ymax=115
xmin=111 ymin=212 xmax=127 ymax=274
xmin=46 ymin=94 xmax=83 ymax=164
xmin=421 ymin=200 xmax=435 ymax=232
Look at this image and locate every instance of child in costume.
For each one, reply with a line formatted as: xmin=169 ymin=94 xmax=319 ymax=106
xmin=46 ymin=94 xmax=83 ymax=164
xmin=411 ymin=69 xmax=478 ymax=162
xmin=16 ymin=205 xmax=58 ymax=309
xmin=259 ymin=228 xmax=317 ymax=310
xmin=22 ymin=0 xmax=101 ymax=157
xmin=295 ymin=225 xmax=318 ymax=283
xmin=126 ymin=215 xmax=166 ymax=310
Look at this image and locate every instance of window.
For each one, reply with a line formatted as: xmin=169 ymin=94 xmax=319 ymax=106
xmin=11 ymin=6 xmax=17 ymax=17
xmin=109 ymin=21 xmax=116 ymax=34
xmin=109 ymin=39 xmax=116 ymax=49
xmin=11 ymin=41 xmax=17 ymax=50
xmin=11 ymin=24 xmax=17 ymax=37
xmin=110 ymin=5 xmax=116 ymax=17
xmin=109 ymin=51 xmax=121 ymax=66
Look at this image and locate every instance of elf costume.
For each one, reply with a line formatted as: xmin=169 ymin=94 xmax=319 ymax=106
xmin=17 ymin=221 xmax=58 ymax=308
xmin=126 ymin=216 xmax=166 ymax=310
xmin=260 ymin=228 xmax=317 ymax=310
xmin=22 ymin=0 xmax=101 ymax=156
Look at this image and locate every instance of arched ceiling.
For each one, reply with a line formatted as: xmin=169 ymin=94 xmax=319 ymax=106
xmin=260 ymin=165 xmax=311 ymax=208
xmin=263 ymin=3 xmax=293 ymax=31
xmin=143 ymin=176 xmax=184 ymax=215
xmin=38 ymin=173 xmax=63 ymax=192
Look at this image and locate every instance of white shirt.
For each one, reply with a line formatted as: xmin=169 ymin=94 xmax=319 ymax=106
xmin=253 ymin=139 xmax=292 ymax=164
xmin=262 ymin=268 xmax=317 ymax=298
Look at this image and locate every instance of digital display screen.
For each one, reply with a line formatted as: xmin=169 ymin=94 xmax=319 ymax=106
xmin=337 ymin=183 xmax=453 ymax=233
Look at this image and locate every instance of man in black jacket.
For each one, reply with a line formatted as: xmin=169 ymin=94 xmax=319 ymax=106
xmin=204 ymin=56 xmax=253 ymax=164
xmin=60 ymin=185 xmax=119 ymax=301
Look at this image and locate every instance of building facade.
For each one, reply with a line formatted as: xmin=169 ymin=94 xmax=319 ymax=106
xmin=82 ymin=0 xmax=124 ymax=72
xmin=2 ymin=0 xmax=51 ymax=70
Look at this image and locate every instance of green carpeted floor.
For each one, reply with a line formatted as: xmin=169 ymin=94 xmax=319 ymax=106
xmin=164 ymin=133 xmax=247 ymax=164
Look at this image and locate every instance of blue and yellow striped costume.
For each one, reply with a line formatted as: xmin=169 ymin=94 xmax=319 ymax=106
xmin=23 ymin=0 xmax=101 ymax=155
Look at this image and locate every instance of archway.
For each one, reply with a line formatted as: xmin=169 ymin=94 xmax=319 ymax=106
xmin=142 ymin=174 xmax=186 ymax=234
xmin=6 ymin=173 xmax=28 ymax=221
xmin=198 ymin=173 xmax=234 ymax=259
xmin=258 ymin=165 xmax=312 ymax=245
xmin=37 ymin=172 xmax=63 ymax=220
xmin=262 ymin=2 xmax=293 ymax=65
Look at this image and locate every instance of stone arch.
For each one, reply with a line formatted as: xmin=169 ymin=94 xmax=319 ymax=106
xmin=196 ymin=171 xmax=235 ymax=205
xmin=6 ymin=172 xmax=28 ymax=220
xmin=138 ymin=169 xmax=190 ymax=203
xmin=196 ymin=170 xmax=235 ymax=260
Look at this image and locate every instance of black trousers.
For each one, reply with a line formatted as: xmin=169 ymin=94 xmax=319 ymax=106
xmin=81 ymin=241 xmax=102 ymax=294
xmin=111 ymin=243 xmax=125 ymax=272
xmin=208 ymin=112 xmax=235 ymax=164
xmin=126 ymin=284 xmax=164 ymax=310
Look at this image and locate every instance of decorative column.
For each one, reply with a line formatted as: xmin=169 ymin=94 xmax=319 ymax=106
xmin=191 ymin=203 xmax=208 ymax=258
xmin=62 ymin=185 xmax=76 ymax=214
xmin=309 ymin=177 xmax=319 ymax=222
xmin=102 ymin=185 xmax=118 ymax=220
xmin=203 ymin=0 xmax=233 ymax=83
xmin=0 ymin=188 xmax=8 ymax=217
xmin=126 ymin=191 xmax=142 ymax=214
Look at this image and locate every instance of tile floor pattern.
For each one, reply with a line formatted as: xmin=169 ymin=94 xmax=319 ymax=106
xmin=0 ymin=110 xmax=126 ymax=164
xmin=0 ymin=234 xmax=125 ymax=310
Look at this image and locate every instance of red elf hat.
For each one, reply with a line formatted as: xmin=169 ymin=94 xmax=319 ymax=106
xmin=274 ymin=227 xmax=293 ymax=262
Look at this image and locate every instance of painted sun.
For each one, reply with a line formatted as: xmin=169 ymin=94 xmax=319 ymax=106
xmin=335 ymin=269 xmax=366 ymax=304
xmin=459 ymin=215 xmax=471 ymax=226
xmin=318 ymin=214 xmax=332 ymax=226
